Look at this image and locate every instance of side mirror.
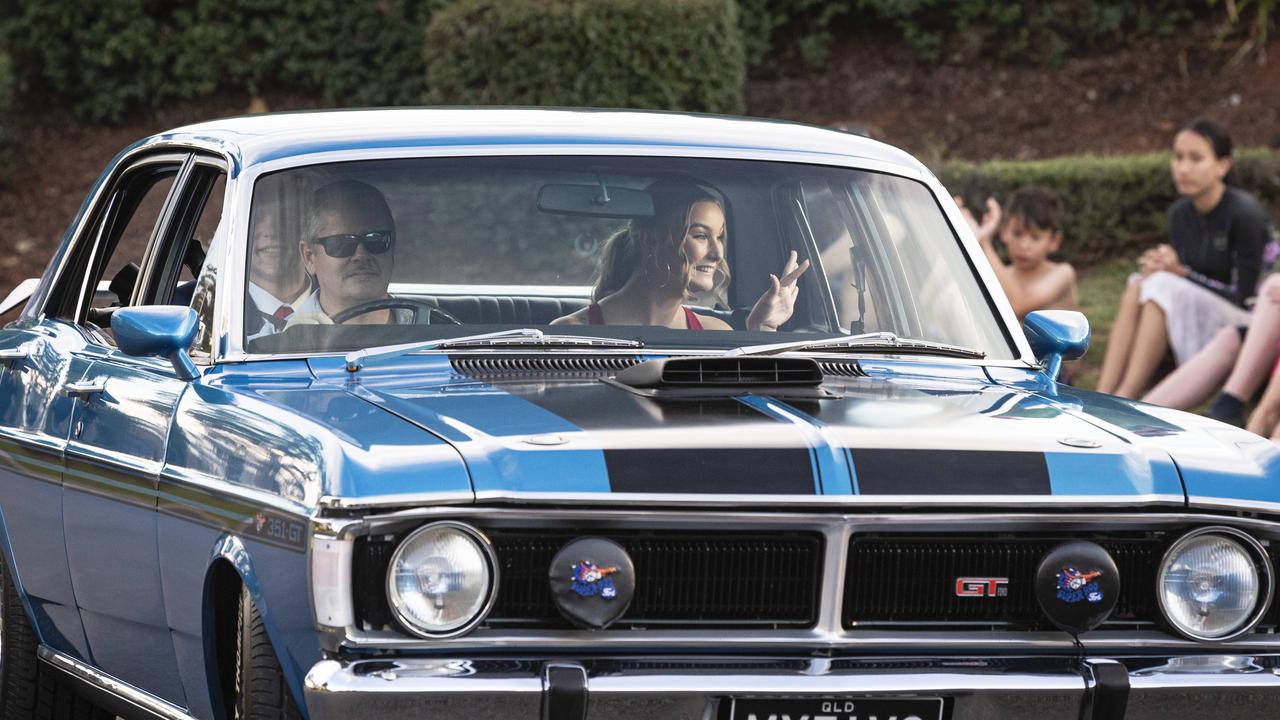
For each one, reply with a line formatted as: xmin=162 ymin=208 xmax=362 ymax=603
xmin=111 ymin=306 xmax=200 ymax=381
xmin=1022 ymin=310 xmax=1090 ymax=381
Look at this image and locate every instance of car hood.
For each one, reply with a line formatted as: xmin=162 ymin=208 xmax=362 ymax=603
xmin=306 ymin=356 xmax=1280 ymax=507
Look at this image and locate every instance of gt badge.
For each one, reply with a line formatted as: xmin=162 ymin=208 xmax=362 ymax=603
xmin=549 ymin=537 xmax=635 ymax=629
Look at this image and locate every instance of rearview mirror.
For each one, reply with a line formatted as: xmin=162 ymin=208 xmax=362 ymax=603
xmin=111 ymin=306 xmax=200 ymax=381
xmin=1022 ymin=310 xmax=1090 ymax=381
xmin=538 ymin=183 xmax=654 ymax=218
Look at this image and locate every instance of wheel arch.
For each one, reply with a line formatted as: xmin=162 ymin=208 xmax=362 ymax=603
xmin=203 ymin=533 xmax=310 ymax=720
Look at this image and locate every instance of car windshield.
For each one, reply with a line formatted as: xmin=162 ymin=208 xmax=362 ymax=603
xmin=242 ymin=156 xmax=1013 ymax=359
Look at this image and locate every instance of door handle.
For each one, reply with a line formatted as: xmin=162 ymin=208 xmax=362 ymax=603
xmin=0 ymin=342 xmax=35 ymax=368
xmin=63 ymin=378 xmax=107 ymax=400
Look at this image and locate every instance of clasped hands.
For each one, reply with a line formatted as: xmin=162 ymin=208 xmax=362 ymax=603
xmin=1138 ymin=244 xmax=1185 ymax=277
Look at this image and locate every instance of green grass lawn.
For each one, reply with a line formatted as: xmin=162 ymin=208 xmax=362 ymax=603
xmin=1072 ymin=256 xmax=1135 ymax=391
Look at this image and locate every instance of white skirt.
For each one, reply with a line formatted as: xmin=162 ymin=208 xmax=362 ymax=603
xmin=1131 ymin=271 xmax=1251 ymax=365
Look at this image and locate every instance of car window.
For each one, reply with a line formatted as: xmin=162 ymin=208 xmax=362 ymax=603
xmin=244 ymin=156 xmax=1013 ymax=360
xmin=94 ymin=170 xmax=179 ymax=313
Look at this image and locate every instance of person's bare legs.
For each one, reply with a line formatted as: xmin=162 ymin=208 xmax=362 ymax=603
xmin=1097 ymin=279 xmax=1143 ymax=394
xmin=1115 ymin=301 xmax=1169 ymax=399
xmin=1222 ymin=276 xmax=1280 ymax=400
xmin=1246 ymin=357 xmax=1280 ymax=435
xmin=1143 ymin=325 xmax=1240 ymax=409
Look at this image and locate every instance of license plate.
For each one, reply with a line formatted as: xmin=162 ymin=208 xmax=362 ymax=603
xmin=730 ymin=696 xmax=944 ymax=720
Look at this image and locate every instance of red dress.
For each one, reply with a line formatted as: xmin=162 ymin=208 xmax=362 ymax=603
xmin=586 ymin=302 xmax=704 ymax=330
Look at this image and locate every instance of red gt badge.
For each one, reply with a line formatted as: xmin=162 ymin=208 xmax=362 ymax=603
xmin=954 ymin=577 xmax=1009 ymax=597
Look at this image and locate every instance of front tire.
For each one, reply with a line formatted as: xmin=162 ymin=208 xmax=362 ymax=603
xmin=234 ymin=586 xmax=302 ymax=720
xmin=0 ymin=555 xmax=109 ymax=720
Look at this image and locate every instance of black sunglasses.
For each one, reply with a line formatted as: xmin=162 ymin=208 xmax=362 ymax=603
xmin=311 ymin=231 xmax=394 ymax=258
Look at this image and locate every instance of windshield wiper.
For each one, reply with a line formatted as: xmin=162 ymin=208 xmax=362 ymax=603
xmin=724 ymin=331 xmax=986 ymax=359
xmin=344 ymin=328 xmax=643 ymax=373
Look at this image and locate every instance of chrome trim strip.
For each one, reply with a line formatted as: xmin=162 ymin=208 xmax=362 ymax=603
xmin=1189 ymin=496 xmax=1280 ymax=516
xmin=159 ymin=465 xmax=312 ymax=517
xmin=431 ymin=491 xmax=1187 ymax=510
xmin=38 ymin=646 xmax=196 ymax=720
xmin=325 ymin=508 xmax=1280 ymax=538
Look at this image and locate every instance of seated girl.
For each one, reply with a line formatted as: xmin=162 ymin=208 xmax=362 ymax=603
xmin=1097 ymin=119 xmax=1276 ymax=398
xmin=554 ymin=179 xmax=809 ymax=330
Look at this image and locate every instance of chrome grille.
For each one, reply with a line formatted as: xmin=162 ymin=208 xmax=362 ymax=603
xmin=843 ymin=535 xmax=1163 ymax=628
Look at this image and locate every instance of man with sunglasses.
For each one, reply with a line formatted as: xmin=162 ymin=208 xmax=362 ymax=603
xmin=289 ymin=179 xmax=410 ymax=326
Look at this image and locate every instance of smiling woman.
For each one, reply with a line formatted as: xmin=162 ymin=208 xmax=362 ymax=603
xmin=244 ymin=155 xmax=1012 ymax=359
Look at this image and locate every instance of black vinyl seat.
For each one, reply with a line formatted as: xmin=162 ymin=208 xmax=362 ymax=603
xmin=423 ymin=295 xmax=589 ymax=325
xmin=411 ymin=294 xmax=742 ymax=328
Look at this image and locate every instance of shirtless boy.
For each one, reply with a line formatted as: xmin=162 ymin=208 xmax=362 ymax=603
xmin=956 ymin=186 xmax=1078 ymax=320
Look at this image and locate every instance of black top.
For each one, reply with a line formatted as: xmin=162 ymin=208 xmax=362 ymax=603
xmin=1167 ymin=187 xmax=1278 ymax=307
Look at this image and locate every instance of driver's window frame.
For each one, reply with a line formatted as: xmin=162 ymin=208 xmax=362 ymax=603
xmin=46 ymin=152 xmax=193 ymax=338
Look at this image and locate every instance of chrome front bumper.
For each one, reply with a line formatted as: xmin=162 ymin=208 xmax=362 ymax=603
xmin=303 ymin=653 xmax=1280 ymax=720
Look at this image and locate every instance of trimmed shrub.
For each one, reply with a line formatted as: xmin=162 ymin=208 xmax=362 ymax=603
xmin=850 ymin=0 xmax=1201 ymax=65
xmin=425 ymin=0 xmax=746 ymax=114
xmin=0 ymin=0 xmax=449 ymax=124
xmin=940 ymin=148 xmax=1280 ymax=266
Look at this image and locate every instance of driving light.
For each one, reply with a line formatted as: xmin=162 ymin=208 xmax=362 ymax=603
xmin=1157 ymin=527 xmax=1272 ymax=641
xmin=386 ymin=521 xmax=497 ymax=638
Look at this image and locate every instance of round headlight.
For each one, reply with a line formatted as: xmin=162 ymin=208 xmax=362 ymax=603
xmin=386 ymin=521 xmax=497 ymax=638
xmin=1157 ymin=527 xmax=1272 ymax=641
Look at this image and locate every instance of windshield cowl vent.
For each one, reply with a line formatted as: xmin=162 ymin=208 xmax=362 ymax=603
xmin=817 ymin=360 xmax=867 ymax=378
xmin=452 ymin=355 xmax=639 ymax=378
xmin=616 ymin=357 xmax=823 ymax=389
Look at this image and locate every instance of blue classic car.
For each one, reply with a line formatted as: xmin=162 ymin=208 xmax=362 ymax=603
xmin=1 ymin=108 xmax=1278 ymax=720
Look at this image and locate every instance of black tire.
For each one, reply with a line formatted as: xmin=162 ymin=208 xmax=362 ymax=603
xmin=234 ymin=586 xmax=302 ymax=720
xmin=0 ymin=556 xmax=110 ymax=720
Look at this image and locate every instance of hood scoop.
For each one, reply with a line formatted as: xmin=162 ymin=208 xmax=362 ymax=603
xmin=615 ymin=356 xmax=823 ymax=389
xmin=452 ymin=355 xmax=640 ymax=379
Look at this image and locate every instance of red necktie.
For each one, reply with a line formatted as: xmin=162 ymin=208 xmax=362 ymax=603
xmin=273 ymin=304 xmax=293 ymax=321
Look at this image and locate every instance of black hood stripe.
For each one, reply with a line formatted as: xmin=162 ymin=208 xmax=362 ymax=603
xmin=850 ymin=449 xmax=1051 ymax=495
xmin=604 ymin=448 xmax=817 ymax=494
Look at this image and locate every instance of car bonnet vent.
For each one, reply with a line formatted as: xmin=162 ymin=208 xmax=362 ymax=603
xmin=615 ymin=356 xmax=822 ymax=388
xmin=452 ymin=355 xmax=639 ymax=378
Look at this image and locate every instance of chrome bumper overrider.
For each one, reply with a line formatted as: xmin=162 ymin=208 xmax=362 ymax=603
xmin=303 ymin=653 xmax=1280 ymax=720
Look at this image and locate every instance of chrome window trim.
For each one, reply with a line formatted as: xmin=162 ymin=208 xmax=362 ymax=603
xmin=216 ymin=145 xmax=1034 ymax=365
xmin=314 ymin=508 xmax=1280 ymax=653
xmin=49 ymin=152 xmax=192 ymax=325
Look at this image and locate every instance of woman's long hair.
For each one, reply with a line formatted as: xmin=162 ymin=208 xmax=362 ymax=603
xmin=592 ymin=179 xmax=732 ymax=308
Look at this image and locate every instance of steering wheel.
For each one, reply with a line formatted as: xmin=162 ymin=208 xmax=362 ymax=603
xmin=329 ymin=297 xmax=463 ymax=325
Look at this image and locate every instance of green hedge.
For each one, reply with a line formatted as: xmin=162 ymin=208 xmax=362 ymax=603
xmin=0 ymin=0 xmax=449 ymax=124
xmin=424 ymin=0 xmax=745 ymax=114
xmin=940 ymin=148 xmax=1280 ymax=266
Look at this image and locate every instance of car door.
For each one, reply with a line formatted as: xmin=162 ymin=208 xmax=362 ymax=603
xmin=0 ymin=319 xmax=95 ymax=662
xmin=57 ymin=151 xmax=206 ymax=704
